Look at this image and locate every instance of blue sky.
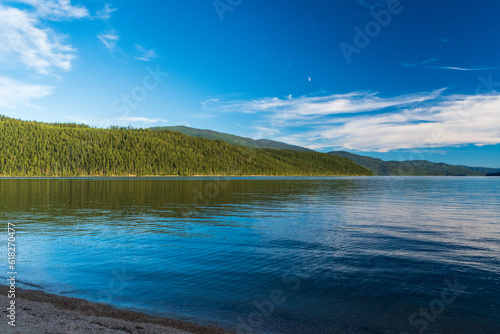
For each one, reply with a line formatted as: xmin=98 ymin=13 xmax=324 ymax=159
xmin=1 ymin=0 xmax=500 ymax=167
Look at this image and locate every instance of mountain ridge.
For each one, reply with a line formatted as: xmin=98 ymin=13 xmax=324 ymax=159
xmin=150 ymin=126 xmax=313 ymax=151
xmin=329 ymin=151 xmax=500 ymax=176
xmin=152 ymin=126 xmax=500 ymax=176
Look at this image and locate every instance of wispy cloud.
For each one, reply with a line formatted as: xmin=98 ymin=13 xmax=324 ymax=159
xmin=318 ymin=94 xmax=500 ymax=151
xmin=64 ymin=115 xmax=168 ymax=128
xmin=98 ymin=31 xmax=119 ymax=51
xmin=0 ymin=3 xmax=77 ymax=74
xmin=402 ymin=57 xmax=440 ymax=68
xmin=0 ymin=1 xmax=95 ymax=115
xmin=253 ymin=126 xmax=281 ymax=139
xmin=95 ymin=3 xmax=116 ymax=20
xmin=115 ymin=116 xmax=168 ymax=124
xmin=0 ymin=76 xmax=53 ymax=109
xmin=205 ymin=90 xmax=500 ymax=152
xmin=94 ymin=4 xmax=118 ymax=53
xmin=12 ymin=0 xmax=89 ymax=20
xmin=402 ymin=57 xmax=496 ymax=72
xmin=427 ymin=66 xmax=497 ymax=71
xmin=204 ymin=90 xmax=444 ymax=121
xmin=134 ymin=45 xmax=158 ymax=62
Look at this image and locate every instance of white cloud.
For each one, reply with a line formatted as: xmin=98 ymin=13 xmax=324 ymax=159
xmin=0 ymin=4 xmax=76 ymax=74
xmin=134 ymin=45 xmax=158 ymax=62
xmin=94 ymin=5 xmax=118 ymax=52
xmin=98 ymin=31 xmax=119 ymax=51
xmin=95 ymin=3 xmax=116 ymax=20
xmin=402 ymin=57 xmax=440 ymax=68
xmin=253 ymin=126 xmax=281 ymax=139
xmin=428 ymin=66 xmax=497 ymax=71
xmin=204 ymin=90 xmax=444 ymax=121
xmin=14 ymin=0 xmax=89 ymax=20
xmin=402 ymin=57 xmax=496 ymax=71
xmin=115 ymin=116 xmax=168 ymax=124
xmin=0 ymin=76 xmax=53 ymax=109
xmin=64 ymin=115 xmax=168 ymax=128
xmin=318 ymin=94 xmax=500 ymax=151
xmin=205 ymin=90 xmax=500 ymax=152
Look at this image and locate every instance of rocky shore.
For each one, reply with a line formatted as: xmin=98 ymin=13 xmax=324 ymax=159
xmin=0 ymin=285 xmax=231 ymax=334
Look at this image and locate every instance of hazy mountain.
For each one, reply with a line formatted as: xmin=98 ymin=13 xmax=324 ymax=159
xmin=463 ymin=166 xmax=500 ymax=174
xmin=329 ymin=151 xmax=500 ymax=176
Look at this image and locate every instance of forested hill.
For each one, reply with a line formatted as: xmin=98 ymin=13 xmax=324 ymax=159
xmin=329 ymin=151 xmax=500 ymax=176
xmin=0 ymin=116 xmax=372 ymax=177
xmin=151 ymin=126 xmax=313 ymax=151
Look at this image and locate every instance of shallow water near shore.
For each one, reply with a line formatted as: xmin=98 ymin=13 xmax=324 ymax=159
xmin=1 ymin=177 xmax=499 ymax=333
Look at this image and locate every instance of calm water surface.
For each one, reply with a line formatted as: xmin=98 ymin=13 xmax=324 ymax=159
xmin=1 ymin=177 xmax=499 ymax=333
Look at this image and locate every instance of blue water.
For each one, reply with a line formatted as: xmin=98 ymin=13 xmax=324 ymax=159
xmin=1 ymin=177 xmax=499 ymax=333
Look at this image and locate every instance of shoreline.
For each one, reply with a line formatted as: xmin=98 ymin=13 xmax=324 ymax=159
xmin=0 ymin=174 xmax=371 ymax=178
xmin=0 ymin=285 xmax=231 ymax=334
xmin=0 ymin=175 xmax=375 ymax=179
xmin=0 ymin=175 xmax=493 ymax=179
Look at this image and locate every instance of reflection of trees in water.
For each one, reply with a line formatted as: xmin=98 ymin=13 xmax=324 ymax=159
xmin=0 ymin=178 xmax=366 ymax=227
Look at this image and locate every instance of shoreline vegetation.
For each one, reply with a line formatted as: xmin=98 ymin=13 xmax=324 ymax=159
xmin=0 ymin=116 xmax=372 ymax=177
xmin=0 ymin=285 xmax=231 ymax=334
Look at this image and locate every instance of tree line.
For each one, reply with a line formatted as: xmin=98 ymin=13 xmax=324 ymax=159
xmin=0 ymin=115 xmax=372 ymax=177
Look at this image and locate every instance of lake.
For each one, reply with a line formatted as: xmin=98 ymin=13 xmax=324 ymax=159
xmin=1 ymin=177 xmax=499 ymax=333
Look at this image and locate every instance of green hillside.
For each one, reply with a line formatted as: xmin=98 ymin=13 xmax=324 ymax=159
xmin=151 ymin=126 xmax=313 ymax=151
xmin=0 ymin=116 xmax=372 ymax=177
xmin=329 ymin=151 xmax=500 ymax=176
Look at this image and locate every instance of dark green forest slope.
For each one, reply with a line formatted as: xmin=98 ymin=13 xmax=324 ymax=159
xmin=0 ymin=116 xmax=372 ymax=176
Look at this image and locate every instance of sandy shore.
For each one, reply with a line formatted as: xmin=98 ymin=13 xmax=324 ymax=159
xmin=0 ymin=286 xmax=232 ymax=334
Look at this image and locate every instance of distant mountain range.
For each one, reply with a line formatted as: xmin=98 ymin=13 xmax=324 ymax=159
xmin=153 ymin=126 xmax=500 ymax=177
xmin=151 ymin=126 xmax=313 ymax=151
xmin=329 ymin=151 xmax=500 ymax=176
